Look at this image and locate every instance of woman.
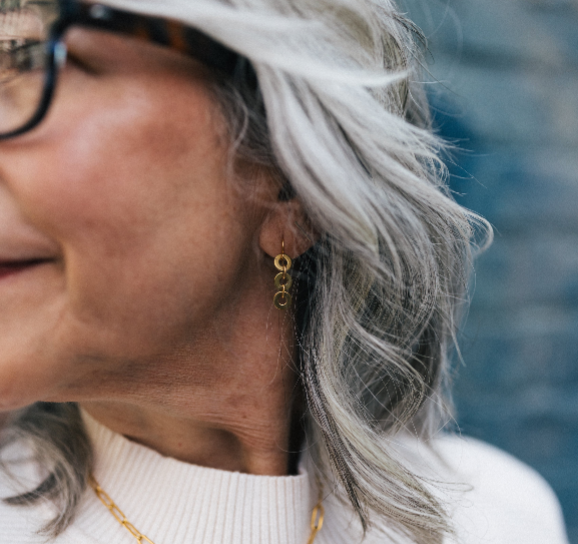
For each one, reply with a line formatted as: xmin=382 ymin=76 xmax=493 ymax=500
xmin=0 ymin=0 xmax=569 ymax=543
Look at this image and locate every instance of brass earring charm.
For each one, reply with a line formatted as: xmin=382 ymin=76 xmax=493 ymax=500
xmin=273 ymin=240 xmax=293 ymax=310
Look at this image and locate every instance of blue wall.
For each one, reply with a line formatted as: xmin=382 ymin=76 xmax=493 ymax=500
xmin=403 ymin=0 xmax=578 ymax=540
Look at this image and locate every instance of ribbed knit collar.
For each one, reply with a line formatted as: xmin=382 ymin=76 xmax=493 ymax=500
xmin=73 ymin=412 xmax=318 ymax=544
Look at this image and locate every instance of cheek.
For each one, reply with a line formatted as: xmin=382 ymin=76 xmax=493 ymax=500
xmin=18 ymin=70 xmax=217 ymax=206
xmin=37 ymin=70 xmax=223 ymax=218
xmin=9 ymin=73 xmax=255 ymax=356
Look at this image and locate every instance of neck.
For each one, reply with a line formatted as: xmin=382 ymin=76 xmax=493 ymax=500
xmin=79 ymin=304 xmax=301 ymax=476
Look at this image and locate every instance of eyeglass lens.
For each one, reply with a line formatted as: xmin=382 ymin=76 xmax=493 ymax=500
xmin=0 ymin=0 xmax=60 ymax=136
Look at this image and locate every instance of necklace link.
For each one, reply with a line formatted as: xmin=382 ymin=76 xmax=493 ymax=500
xmin=89 ymin=475 xmax=157 ymax=544
xmin=307 ymin=502 xmax=325 ymax=544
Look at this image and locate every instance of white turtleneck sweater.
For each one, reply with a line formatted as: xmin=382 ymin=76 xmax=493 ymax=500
xmin=0 ymin=413 xmax=569 ymax=544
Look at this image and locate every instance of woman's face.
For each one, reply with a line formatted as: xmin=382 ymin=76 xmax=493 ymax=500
xmin=0 ymin=28 xmax=277 ymax=411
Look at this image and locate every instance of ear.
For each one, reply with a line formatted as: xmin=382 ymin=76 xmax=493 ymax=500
xmin=259 ymin=198 xmax=317 ymax=260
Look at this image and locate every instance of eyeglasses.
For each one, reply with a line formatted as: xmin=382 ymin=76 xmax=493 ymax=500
xmin=0 ymin=0 xmax=244 ymax=140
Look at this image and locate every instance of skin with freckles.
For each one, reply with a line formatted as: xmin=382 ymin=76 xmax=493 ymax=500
xmin=0 ymin=28 xmax=311 ymax=475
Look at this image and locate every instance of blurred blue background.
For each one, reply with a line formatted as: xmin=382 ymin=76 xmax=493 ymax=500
xmin=402 ymin=0 xmax=578 ymax=540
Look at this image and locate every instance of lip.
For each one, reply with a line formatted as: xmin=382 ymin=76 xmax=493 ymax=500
xmin=0 ymin=259 xmax=53 ymax=280
xmin=0 ymin=232 xmax=61 ymax=267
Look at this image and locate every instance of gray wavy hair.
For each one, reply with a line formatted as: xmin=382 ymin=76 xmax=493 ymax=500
xmin=1 ymin=0 xmax=490 ymax=543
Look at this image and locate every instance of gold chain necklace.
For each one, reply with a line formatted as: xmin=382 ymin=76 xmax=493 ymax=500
xmin=89 ymin=474 xmax=325 ymax=544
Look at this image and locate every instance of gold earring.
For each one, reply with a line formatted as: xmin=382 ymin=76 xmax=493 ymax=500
xmin=273 ymin=240 xmax=292 ymax=310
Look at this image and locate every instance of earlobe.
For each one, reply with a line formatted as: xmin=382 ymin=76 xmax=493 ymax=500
xmin=258 ymin=199 xmax=316 ymax=260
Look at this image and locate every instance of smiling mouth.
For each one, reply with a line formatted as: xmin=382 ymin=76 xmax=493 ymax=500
xmin=0 ymin=259 xmax=52 ymax=280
